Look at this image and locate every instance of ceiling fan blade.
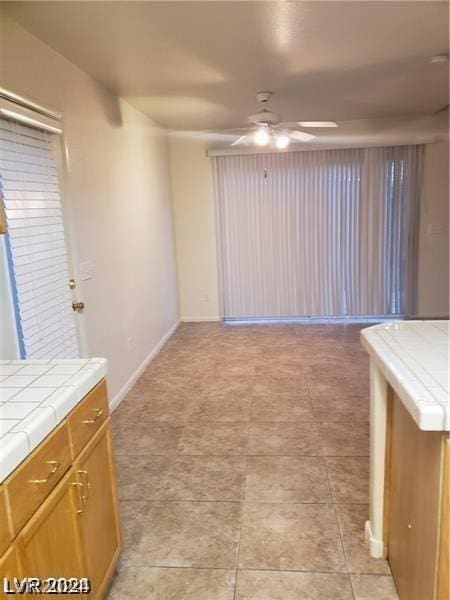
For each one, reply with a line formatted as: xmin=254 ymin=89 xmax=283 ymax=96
xmin=231 ymin=134 xmax=250 ymax=146
xmin=298 ymin=121 xmax=338 ymax=128
xmin=289 ymin=130 xmax=316 ymax=142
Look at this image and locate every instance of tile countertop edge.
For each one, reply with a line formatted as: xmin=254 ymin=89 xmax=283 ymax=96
xmin=361 ymin=322 xmax=449 ymax=432
xmin=0 ymin=358 xmax=107 ymax=483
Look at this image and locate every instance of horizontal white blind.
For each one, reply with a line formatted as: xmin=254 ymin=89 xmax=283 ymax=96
xmin=213 ymin=145 xmax=423 ymax=319
xmin=0 ymin=118 xmax=79 ymax=358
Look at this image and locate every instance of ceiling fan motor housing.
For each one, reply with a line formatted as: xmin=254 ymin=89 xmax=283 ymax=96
xmin=248 ymin=109 xmax=281 ymax=126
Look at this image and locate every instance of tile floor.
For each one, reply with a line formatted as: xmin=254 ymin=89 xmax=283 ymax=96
xmin=108 ymin=322 xmax=399 ymax=599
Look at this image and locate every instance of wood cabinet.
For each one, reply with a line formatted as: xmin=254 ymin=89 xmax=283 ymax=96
xmin=74 ymin=426 xmax=121 ymax=598
xmin=6 ymin=422 xmax=72 ymax=536
xmin=0 ymin=380 xmax=121 ymax=599
xmin=386 ymin=392 xmax=449 ymax=600
xmin=17 ymin=470 xmax=87 ymax=589
xmin=0 ymin=487 xmax=11 ymax=556
xmin=0 ymin=545 xmax=22 ymax=600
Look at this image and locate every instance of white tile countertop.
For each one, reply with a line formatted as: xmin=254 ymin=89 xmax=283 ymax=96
xmin=0 ymin=358 xmax=107 ymax=482
xmin=361 ymin=321 xmax=449 ymax=431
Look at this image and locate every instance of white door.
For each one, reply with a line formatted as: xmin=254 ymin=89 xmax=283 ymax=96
xmin=0 ymin=118 xmax=80 ymax=359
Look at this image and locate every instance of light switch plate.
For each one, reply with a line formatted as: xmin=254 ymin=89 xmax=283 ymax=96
xmin=428 ymin=223 xmax=444 ymax=235
xmin=79 ymin=260 xmax=95 ymax=281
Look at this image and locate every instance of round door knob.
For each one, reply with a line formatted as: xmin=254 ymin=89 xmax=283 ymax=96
xmin=72 ymin=300 xmax=85 ymax=312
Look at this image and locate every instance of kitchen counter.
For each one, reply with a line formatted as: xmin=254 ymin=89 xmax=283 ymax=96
xmin=361 ymin=320 xmax=449 ymax=600
xmin=361 ymin=320 xmax=449 ymax=431
xmin=0 ymin=358 xmax=107 ymax=482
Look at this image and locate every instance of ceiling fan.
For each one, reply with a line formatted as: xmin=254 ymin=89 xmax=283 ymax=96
xmin=230 ymin=92 xmax=337 ymax=149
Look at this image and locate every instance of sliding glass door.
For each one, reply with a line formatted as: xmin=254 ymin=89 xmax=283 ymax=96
xmin=213 ymin=145 xmax=423 ymax=319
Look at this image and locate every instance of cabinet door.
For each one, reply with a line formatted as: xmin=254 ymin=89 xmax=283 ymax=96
xmin=17 ymin=470 xmax=87 ymax=594
xmin=0 ymin=544 xmax=22 ymax=600
xmin=388 ymin=394 xmax=443 ymax=600
xmin=0 ymin=487 xmax=11 ymax=556
xmin=75 ymin=424 xmax=121 ymax=598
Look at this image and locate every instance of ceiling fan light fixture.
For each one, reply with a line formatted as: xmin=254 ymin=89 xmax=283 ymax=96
xmin=275 ymin=134 xmax=290 ymax=149
xmin=254 ymin=127 xmax=270 ymax=146
xmin=298 ymin=121 xmax=338 ymax=128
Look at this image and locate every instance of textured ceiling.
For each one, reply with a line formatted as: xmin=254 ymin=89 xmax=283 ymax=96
xmin=3 ymin=1 xmax=449 ymax=131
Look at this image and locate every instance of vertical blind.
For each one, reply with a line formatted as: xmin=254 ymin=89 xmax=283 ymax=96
xmin=213 ymin=145 xmax=423 ymax=319
xmin=0 ymin=118 xmax=80 ymax=358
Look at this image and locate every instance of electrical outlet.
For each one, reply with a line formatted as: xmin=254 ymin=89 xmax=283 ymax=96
xmin=127 ymin=337 xmax=134 ymax=351
xmin=203 ymin=294 xmax=210 ymax=302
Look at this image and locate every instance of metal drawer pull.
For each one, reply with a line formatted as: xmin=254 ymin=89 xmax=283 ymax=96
xmin=77 ymin=469 xmax=90 ymax=503
xmin=72 ymin=482 xmax=84 ymax=514
xmin=29 ymin=460 xmax=61 ymax=484
xmin=81 ymin=408 xmax=103 ymax=424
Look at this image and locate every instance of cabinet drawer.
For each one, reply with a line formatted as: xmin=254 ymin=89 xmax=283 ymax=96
xmin=69 ymin=380 xmax=109 ymax=458
xmin=5 ymin=422 xmax=71 ymax=535
xmin=0 ymin=486 xmax=12 ymax=555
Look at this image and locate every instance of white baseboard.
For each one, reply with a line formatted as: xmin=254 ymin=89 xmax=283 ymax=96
xmin=109 ymin=320 xmax=180 ymax=413
xmin=180 ymin=316 xmax=221 ymax=322
xmin=411 ymin=313 xmax=449 ymax=319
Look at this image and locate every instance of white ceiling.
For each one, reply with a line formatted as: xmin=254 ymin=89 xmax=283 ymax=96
xmin=3 ymin=1 xmax=449 ymax=132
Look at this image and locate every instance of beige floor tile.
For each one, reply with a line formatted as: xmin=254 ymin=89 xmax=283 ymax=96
xmin=312 ymin=397 xmax=370 ymax=423
xmin=252 ymin=377 xmax=310 ymax=399
xmin=115 ymin=454 xmax=171 ymax=500
xmin=248 ymin=421 xmax=322 ymax=455
xmin=108 ymin=567 xmax=236 ymax=600
xmin=159 ymin=456 xmax=246 ymax=501
xmin=190 ymin=395 xmax=252 ymax=421
xmin=351 ymin=575 xmax=399 ymax=599
xmin=238 ymin=502 xmax=347 ymax=572
xmin=142 ymin=376 xmax=202 ymax=393
xmin=336 ymin=504 xmax=391 ymax=574
xmin=326 ymin=457 xmax=369 ymax=503
xmin=134 ymin=501 xmax=241 ymax=568
xmin=235 ymin=570 xmax=353 ymax=600
xmin=245 ymin=456 xmax=331 ymax=502
xmin=209 ymin=360 xmax=257 ymax=377
xmin=112 ymin=421 xmax=183 ymax=455
xmin=178 ymin=422 xmax=249 ymax=455
xmin=255 ymin=364 xmax=307 ymax=380
xmin=201 ymin=376 xmax=254 ymax=397
xmin=307 ymin=364 xmax=367 ymax=381
xmin=119 ymin=501 xmax=154 ymax=566
xmin=308 ymin=376 xmax=369 ymax=398
xmin=250 ymin=396 xmax=314 ymax=421
xmin=319 ymin=422 xmax=370 ymax=456
xmin=112 ymin=397 xmax=148 ymax=423
xmin=114 ymin=394 xmax=196 ymax=423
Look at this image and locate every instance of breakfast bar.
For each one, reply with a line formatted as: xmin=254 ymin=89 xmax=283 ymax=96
xmin=361 ymin=321 xmax=449 ymax=600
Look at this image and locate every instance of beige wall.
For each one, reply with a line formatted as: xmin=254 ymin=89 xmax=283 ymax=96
xmin=417 ymin=140 xmax=450 ymax=317
xmin=169 ymin=136 xmax=449 ymax=320
xmin=169 ymin=134 xmax=219 ymax=321
xmin=1 ymin=18 xmax=179 ymax=402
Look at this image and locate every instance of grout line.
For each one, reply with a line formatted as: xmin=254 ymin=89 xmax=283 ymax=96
xmin=232 ymin=419 xmax=250 ymax=600
xmin=118 ymin=562 xmax=391 ymax=578
xmin=118 ymin=498 xmax=371 ymax=506
xmin=349 ymin=573 xmax=357 ymax=600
